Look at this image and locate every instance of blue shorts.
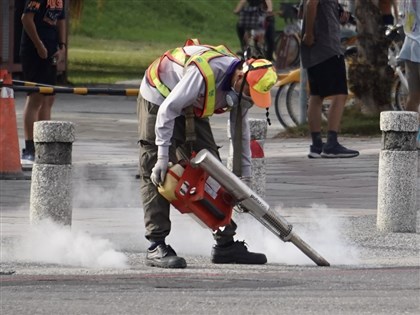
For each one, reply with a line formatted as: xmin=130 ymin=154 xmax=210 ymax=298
xmin=307 ymin=55 xmax=348 ymax=98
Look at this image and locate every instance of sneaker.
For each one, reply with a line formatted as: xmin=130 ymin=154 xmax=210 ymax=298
xmin=308 ymin=144 xmax=323 ymax=159
xmin=21 ymin=149 xmax=35 ymax=165
xmin=146 ymin=244 xmax=187 ymax=268
xmin=211 ymin=241 xmax=267 ymax=264
xmin=321 ymin=142 xmax=359 ymax=158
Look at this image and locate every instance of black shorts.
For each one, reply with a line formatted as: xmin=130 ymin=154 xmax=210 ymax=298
xmin=21 ymin=52 xmax=57 ymax=87
xmin=307 ymin=55 xmax=348 ymax=98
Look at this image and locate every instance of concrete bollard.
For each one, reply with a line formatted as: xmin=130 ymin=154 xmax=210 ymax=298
xmin=227 ymin=118 xmax=267 ymax=197
xmin=377 ymin=111 xmax=418 ymax=233
xmin=30 ymin=121 xmax=75 ymax=226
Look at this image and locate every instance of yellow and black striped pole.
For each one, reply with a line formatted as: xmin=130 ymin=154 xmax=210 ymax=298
xmin=0 ymin=79 xmax=139 ymax=96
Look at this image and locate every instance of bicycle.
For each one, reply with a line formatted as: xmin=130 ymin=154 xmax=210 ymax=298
xmin=273 ymin=3 xmax=301 ymax=71
xmin=273 ymin=67 xmax=301 ymax=128
xmin=235 ymin=4 xmax=269 ymax=60
xmin=386 ymin=24 xmax=408 ymax=111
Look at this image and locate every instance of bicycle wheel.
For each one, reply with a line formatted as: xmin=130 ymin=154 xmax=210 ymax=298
xmin=288 ymin=34 xmax=300 ymax=67
xmin=392 ymin=76 xmax=408 ymax=111
xmin=274 ymin=84 xmax=297 ymax=128
xmin=286 ymin=82 xmax=330 ymax=124
xmin=285 ymin=81 xmax=304 ymax=125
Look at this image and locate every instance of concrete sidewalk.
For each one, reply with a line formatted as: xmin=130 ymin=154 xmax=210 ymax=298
xmin=1 ymin=91 xmax=419 ymax=274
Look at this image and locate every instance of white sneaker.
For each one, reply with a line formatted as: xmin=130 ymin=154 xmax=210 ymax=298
xmin=21 ymin=149 xmax=34 ymax=166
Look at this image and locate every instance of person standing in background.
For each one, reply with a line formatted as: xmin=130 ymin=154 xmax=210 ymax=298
xmin=20 ymin=0 xmax=66 ymax=163
xmin=300 ymin=0 xmax=359 ymax=158
xmin=398 ymin=0 xmax=420 ymax=148
xmin=234 ymin=0 xmax=274 ymax=60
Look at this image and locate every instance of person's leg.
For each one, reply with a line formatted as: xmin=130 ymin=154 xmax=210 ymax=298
xmin=22 ymin=93 xmax=44 ymax=161
xmin=37 ymin=95 xmax=55 ymax=120
xmin=191 ymin=117 xmax=266 ymax=264
xmin=21 ymin=51 xmax=56 ymax=161
xmin=23 ymin=93 xmax=44 ymax=141
xmin=137 ymin=96 xmax=186 ymax=268
xmin=264 ymin=16 xmax=275 ymax=61
xmin=307 ymin=95 xmax=324 ymax=158
xmin=306 ymin=62 xmax=325 ymax=158
xmin=236 ymin=23 xmax=246 ymax=52
xmin=307 ymin=95 xmax=323 ymax=133
xmin=404 ymin=60 xmax=420 ymax=148
xmin=404 ymin=60 xmax=420 ymax=113
xmin=327 ymin=94 xmax=347 ymax=132
xmin=311 ymin=56 xmax=358 ymax=158
xmin=137 ymin=96 xmax=172 ymax=242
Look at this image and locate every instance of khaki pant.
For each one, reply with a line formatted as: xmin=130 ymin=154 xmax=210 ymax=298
xmin=137 ymin=95 xmax=237 ymax=245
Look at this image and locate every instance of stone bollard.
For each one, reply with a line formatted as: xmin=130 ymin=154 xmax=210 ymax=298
xmin=377 ymin=111 xmax=418 ymax=233
xmin=227 ymin=118 xmax=267 ymax=197
xmin=30 ymin=121 xmax=75 ymax=226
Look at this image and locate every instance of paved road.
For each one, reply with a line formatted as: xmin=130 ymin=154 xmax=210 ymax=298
xmin=0 ymin=89 xmax=419 ymax=315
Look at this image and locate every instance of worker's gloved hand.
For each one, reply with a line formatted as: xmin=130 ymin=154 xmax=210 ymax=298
xmin=151 ymin=155 xmax=169 ymax=186
xmin=151 ymin=148 xmax=170 ymax=186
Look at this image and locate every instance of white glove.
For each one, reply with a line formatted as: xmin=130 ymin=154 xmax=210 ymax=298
xmin=150 ymin=146 xmax=170 ymax=186
xmin=151 ymin=155 xmax=169 ymax=186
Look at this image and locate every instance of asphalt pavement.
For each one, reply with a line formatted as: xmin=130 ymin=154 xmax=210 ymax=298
xmin=0 ymin=88 xmax=419 ymax=315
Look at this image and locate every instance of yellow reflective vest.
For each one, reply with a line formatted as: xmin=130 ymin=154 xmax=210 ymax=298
xmin=146 ymin=39 xmax=236 ymax=118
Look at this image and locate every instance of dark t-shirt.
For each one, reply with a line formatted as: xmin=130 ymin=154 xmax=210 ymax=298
xmin=300 ymin=0 xmax=343 ymax=68
xmin=20 ymin=0 xmax=65 ymax=58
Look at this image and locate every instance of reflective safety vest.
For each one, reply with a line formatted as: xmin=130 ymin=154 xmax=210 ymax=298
xmin=146 ymin=39 xmax=236 ymax=117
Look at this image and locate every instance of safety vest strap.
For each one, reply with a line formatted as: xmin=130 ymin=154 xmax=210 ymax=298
xmin=146 ymin=40 xmax=236 ymax=110
xmin=186 ymin=50 xmax=224 ymax=118
xmin=209 ymin=45 xmax=236 ymax=58
xmin=184 ymin=38 xmax=201 ymax=46
xmin=164 ymin=47 xmax=189 ymax=66
xmin=146 ymin=57 xmax=171 ymax=98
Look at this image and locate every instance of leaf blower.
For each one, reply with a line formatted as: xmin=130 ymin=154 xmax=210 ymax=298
xmin=158 ymin=149 xmax=330 ymax=267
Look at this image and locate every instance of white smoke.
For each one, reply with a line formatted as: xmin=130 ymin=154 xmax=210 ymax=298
xmin=161 ymin=203 xmax=361 ymax=266
xmin=233 ymin=203 xmax=361 ymax=265
xmin=4 ymin=219 xmax=128 ymax=269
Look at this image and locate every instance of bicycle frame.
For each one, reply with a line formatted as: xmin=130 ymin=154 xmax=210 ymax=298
xmin=386 ymin=24 xmax=409 ymax=110
xmin=276 ymin=68 xmax=300 ymax=87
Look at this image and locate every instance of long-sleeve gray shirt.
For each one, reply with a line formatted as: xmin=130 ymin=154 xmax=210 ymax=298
xmin=140 ymin=45 xmax=252 ymax=176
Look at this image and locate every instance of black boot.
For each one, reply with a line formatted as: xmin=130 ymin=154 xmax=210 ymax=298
xmin=211 ymin=241 xmax=267 ymax=264
xmin=146 ymin=243 xmax=187 ymax=268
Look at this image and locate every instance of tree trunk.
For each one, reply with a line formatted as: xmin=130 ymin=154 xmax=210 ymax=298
xmin=347 ymin=0 xmax=394 ymax=115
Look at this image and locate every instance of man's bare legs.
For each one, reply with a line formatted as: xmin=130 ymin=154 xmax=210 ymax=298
xmin=38 ymin=95 xmax=55 ymax=120
xmin=308 ymin=94 xmax=346 ymax=132
xmin=404 ymin=61 xmax=420 ymax=147
xmin=404 ymin=61 xmax=420 ymax=113
xmin=326 ymin=94 xmax=347 ymax=131
xmin=307 ymin=95 xmax=323 ymax=133
xmin=22 ymin=93 xmax=55 ymax=160
xmin=307 ymin=94 xmax=358 ymax=158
